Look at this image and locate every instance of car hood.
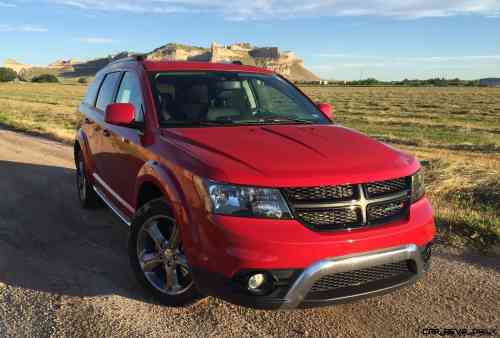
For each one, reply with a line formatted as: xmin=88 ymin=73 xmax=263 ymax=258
xmin=161 ymin=124 xmax=419 ymax=187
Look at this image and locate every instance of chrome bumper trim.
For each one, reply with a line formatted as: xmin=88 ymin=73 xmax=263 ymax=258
xmin=281 ymin=244 xmax=423 ymax=309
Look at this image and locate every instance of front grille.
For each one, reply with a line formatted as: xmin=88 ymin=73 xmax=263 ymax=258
xmin=364 ymin=177 xmax=410 ymax=198
xmin=367 ymin=199 xmax=408 ymax=223
xmin=310 ymin=261 xmax=411 ymax=293
xmin=283 ymin=185 xmax=356 ymax=203
xmin=296 ymin=207 xmax=362 ymax=230
xmin=282 ymin=176 xmax=411 ymax=231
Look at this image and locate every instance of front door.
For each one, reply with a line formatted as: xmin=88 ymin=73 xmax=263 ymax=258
xmin=100 ymin=71 xmax=148 ymax=215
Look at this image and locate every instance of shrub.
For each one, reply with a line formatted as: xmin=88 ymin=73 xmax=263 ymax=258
xmin=77 ymin=77 xmax=88 ymax=84
xmin=0 ymin=67 xmax=17 ymax=82
xmin=31 ymin=74 xmax=59 ymax=83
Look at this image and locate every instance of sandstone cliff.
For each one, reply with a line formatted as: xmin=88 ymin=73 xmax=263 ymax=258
xmin=144 ymin=42 xmax=320 ymax=82
xmin=4 ymin=42 xmax=320 ymax=82
xmin=3 ymin=59 xmax=33 ymax=73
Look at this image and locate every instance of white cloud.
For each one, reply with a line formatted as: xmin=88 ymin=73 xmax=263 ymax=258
xmin=46 ymin=0 xmax=500 ymax=20
xmin=0 ymin=1 xmax=16 ymax=7
xmin=0 ymin=24 xmax=48 ymax=32
xmin=80 ymin=37 xmax=117 ymax=44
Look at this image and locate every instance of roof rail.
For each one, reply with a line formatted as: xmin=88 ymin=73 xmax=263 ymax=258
xmin=217 ymin=60 xmax=244 ymax=65
xmin=108 ymin=54 xmax=146 ymax=65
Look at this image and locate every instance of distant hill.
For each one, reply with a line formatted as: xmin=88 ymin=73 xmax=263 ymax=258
xmin=4 ymin=42 xmax=320 ymax=82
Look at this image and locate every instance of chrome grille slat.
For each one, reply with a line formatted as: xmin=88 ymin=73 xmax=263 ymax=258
xmin=282 ymin=177 xmax=411 ymax=231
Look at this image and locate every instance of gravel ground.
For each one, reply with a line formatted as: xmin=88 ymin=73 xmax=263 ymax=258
xmin=0 ymin=128 xmax=498 ymax=338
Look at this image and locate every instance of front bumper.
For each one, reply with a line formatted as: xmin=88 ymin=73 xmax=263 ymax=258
xmin=193 ymin=243 xmax=432 ymax=309
xmin=187 ymin=197 xmax=435 ymax=309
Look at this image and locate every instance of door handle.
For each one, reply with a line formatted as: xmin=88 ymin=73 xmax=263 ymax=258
xmin=103 ymin=129 xmax=111 ymax=137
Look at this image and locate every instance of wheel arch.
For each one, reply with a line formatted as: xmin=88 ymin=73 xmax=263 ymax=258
xmin=135 ymin=161 xmax=191 ymax=226
xmin=74 ymin=129 xmax=95 ymax=180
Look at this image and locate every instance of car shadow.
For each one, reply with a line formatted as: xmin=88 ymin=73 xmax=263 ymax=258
xmin=0 ymin=160 xmax=157 ymax=303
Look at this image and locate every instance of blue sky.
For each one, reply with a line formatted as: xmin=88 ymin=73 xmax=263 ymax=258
xmin=0 ymin=0 xmax=499 ymax=80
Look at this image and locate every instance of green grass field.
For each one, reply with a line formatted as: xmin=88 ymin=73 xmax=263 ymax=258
xmin=1 ymin=82 xmax=499 ymax=251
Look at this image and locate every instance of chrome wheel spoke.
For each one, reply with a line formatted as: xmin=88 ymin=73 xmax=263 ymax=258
xmin=145 ymin=221 xmax=167 ymax=249
xmin=164 ymin=264 xmax=181 ymax=291
xmin=174 ymin=254 xmax=188 ymax=268
xmin=137 ymin=215 xmax=193 ymax=295
xmin=139 ymin=251 xmax=163 ymax=272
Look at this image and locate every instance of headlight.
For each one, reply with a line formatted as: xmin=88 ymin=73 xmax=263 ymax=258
xmin=411 ymin=169 xmax=425 ymax=203
xmin=197 ymin=179 xmax=292 ymax=219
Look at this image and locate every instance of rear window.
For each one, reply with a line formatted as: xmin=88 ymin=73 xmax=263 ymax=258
xmin=96 ymin=72 xmax=122 ymax=112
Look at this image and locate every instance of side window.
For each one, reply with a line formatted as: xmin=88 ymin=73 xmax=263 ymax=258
xmin=116 ymin=72 xmax=144 ymax=123
xmin=95 ymin=72 xmax=122 ymax=112
xmin=83 ymin=74 xmax=104 ymax=106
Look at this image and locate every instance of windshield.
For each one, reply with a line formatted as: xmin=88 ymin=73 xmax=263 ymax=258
xmin=150 ymin=71 xmax=330 ymax=127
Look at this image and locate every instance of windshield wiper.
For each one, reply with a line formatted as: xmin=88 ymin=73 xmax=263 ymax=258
xmin=236 ymin=117 xmax=316 ymax=125
xmin=268 ymin=117 xmax=316 ymax=124
xmin=160 ymin=120 xmax=234 ymax=127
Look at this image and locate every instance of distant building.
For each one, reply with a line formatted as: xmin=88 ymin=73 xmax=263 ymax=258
xmin=479 ymin=78 xmax=500 ymax=87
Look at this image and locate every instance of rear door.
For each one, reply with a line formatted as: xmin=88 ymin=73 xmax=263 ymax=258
xmin=79 ymin=73 xmax=104 ymax=176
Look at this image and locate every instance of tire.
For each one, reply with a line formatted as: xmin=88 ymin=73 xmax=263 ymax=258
xmin=75 ymin=149 xmax=100 ymax=209
xmin=129 ymin=198 xmax=200 ymax=306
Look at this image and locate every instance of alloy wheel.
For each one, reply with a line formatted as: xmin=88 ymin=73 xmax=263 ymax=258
xmin=136 ymin=215 xmax=193 ymax=295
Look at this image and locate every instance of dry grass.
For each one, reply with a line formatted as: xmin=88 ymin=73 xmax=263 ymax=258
xmin=0 ymin=82 xmax=85 ymax=142
xmin=0 ymin=82 xmax=498 ymax=250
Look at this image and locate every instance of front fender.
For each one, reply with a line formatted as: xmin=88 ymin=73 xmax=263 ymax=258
xmin=135 ymin=161 xmax=190 ymax=217
xmin=134 ymin=161 xmax=197 ymax=254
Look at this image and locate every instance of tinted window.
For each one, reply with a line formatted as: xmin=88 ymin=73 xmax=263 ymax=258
xmin=96 ymin=72 xmax=122 ymax=112
xmin=150 ymin=72 xmax=328 ymax=126
xmin=83 ymin=73 xmax=104 ymax=106
xmin=116 ymin=72 xmax=144 ymax=123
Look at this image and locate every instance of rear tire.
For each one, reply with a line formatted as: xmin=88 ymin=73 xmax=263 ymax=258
xmin=75 ymin=149 xmax=100 ymax=209
xmin=129 ymin=198 xmax=201 ymax=306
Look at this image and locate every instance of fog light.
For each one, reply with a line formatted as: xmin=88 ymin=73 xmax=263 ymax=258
xmin=248 ymin=273 xmax=266 ymax=290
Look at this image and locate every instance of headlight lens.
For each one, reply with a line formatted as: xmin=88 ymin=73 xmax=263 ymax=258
xmin=202 ymin=180 xmax=292 ymax=219
xmin=411 ymin=170 xmax=425 ymax=202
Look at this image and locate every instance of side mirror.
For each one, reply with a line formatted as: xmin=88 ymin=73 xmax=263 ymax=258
xmin=317 ymin=103 xmax=334 ymax=120
xmin=105 ymin=103 xmax=135 ymax=126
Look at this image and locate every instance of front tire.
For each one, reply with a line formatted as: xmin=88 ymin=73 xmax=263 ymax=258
xmin=129 ymin=198 xmax=200 ymax=306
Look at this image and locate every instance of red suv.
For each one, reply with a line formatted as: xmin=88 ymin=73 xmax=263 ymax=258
xmin=75 ymin=57 xmax=435 ymax=309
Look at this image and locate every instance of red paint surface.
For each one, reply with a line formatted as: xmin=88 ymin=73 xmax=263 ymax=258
xmin=76 ymin=60 xmax=435 ymax=279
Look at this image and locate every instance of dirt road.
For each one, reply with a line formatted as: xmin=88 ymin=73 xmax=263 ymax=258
xmin=0 ymin=128 xmax=498 ymax=338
